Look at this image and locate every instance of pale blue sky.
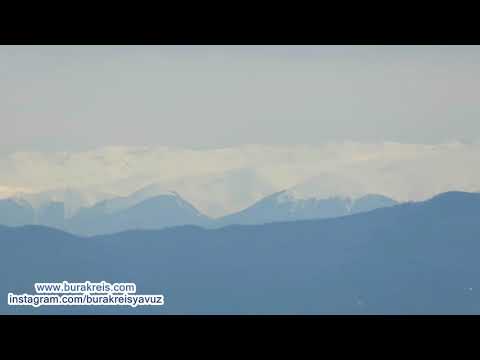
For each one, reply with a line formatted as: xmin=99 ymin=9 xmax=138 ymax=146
xmin=1 ymin=45 xmax=480 ymax=153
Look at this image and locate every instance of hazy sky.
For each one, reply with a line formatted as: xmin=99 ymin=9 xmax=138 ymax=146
xmin=1 ymin=45 xmax=480 ymax=152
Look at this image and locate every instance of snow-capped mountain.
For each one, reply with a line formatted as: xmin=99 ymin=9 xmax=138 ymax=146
xmin=151 ymin=168 xmax=277 ymax=218
xmin=217 ymin=189 xmax=398 ymax=226
xmin=2 ymin=142 xmax=480 ymax=218
xmin=216 ymin=173 xmax=398 ymax=225
xmin=0 ymin=177 xmax=399 ymax=234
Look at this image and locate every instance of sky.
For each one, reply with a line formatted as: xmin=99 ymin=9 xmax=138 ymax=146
xmin=1 ymin=45 xmax=480 ymax=153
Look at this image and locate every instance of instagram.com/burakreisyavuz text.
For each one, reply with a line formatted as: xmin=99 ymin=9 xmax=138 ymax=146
xmin=7 ymin=281 xmax=165 ymax=308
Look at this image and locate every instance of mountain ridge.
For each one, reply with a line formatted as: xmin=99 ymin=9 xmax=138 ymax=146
xmin=0 ymin=190 xmax=476 ymax=236
xmin=216 ymin=190 xmax=398 ymax=226
xmin=1 ymin=190 xmax=480 ymax=314
xmin=0 ymin=184 xmax=401 ymax=235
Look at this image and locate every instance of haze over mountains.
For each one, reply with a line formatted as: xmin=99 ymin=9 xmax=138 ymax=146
xmin=1 ymin=142 xmax=480 ymax=217
xmin=1 ymin=142 xmax=479 ymax=235
xmin=2 ymin=191 xmax=480 ymax=314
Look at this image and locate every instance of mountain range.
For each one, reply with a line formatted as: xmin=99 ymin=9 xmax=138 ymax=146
xmin=0 ymin=185 xmax=398 ymax=236
xmin=3 ymin=142 xmax=480 ymax=217
xmin=217 ymin=190 xmax=398 ymax=226
xmin=1 ymin=191 xmax=480 ymax=314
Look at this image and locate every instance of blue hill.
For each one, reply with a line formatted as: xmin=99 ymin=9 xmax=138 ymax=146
xmin=1 ymin=191 xmax=480 ymax=314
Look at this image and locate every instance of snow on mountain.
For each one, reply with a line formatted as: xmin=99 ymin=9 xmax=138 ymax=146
xmin=218 ymin=187 xmax=398 ymax=226
xmin=153 ymin=168 xmax=277 ymax=217
xmin=278 ymin=172 xmax=368 ymax=202
xmin=1 ymin=142 xmax=480 ymax=217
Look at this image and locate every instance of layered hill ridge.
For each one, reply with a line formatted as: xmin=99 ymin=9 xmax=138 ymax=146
xmin=0 ymin=183 xmax=400 ymax=235
xmin=2 ymin=176 xmax=475 ymax=236
xmin=1 ymin=191 xmax=480 ymax=314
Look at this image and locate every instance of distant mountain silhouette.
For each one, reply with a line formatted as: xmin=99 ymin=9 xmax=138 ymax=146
xmin=217 ymin=191 xmax=398 ymax=226
xmin=0 ymin=198 xmax=34 ymax=226
xmin=1 ymin=191 xmax=480 ymax=314
xmin=66 ymin=192 xmax=212 ymax=236
xmin=2 ymin=186 xmax=398 ymax=235
xmin=92 ymin=183 xmax=174 ymax=214
xmin=36 ymin=202 xmax=65 ymax=229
